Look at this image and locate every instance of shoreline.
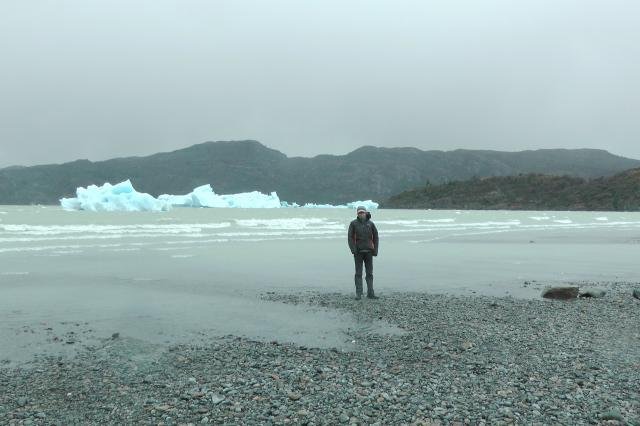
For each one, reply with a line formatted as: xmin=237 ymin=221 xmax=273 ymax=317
xmin=2 ymin=286 xmax=639 ymax=425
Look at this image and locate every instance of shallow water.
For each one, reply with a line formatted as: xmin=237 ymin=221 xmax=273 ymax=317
xmin=2 ymin=206 xmax=640 ymax=362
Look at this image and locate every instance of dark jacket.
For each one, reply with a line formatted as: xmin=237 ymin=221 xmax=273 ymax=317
xmin=348 ymin=215 xmax=379 ymax=256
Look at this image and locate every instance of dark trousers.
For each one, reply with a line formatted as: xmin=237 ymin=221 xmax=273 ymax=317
xmin=354 ymin=251 xmax=374 ymax=296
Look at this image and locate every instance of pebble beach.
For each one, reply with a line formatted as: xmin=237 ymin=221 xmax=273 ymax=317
xmin=2 ymin=281 xmax=639 ymax=425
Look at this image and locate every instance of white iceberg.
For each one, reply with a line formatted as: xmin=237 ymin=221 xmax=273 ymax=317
xmin=345 ymin=200 xmax=379 ymax=211
xmin=158 ymin=184 xmax=281 ymax=208
xmin=301 ymin=200 xmax=379 ymax=210
xmin=60 ymin=180 xmax=170 ymax=212
xmin=60 ymin=180 xmax=378 ymax=211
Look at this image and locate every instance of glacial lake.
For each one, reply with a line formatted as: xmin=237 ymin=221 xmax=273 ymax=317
xmin=2 ymin=205 xmax=640 ymax=362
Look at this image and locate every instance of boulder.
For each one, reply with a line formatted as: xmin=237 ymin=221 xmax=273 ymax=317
xmin=542 ymin=286 xmax=579 ymax=300
xmin=633 ymin=289 xmax=640 ymax=300
xmin=600 ymin=408 xmax=624 ymax=422
xmin=579 ymin=288 xmax=606 ymax=298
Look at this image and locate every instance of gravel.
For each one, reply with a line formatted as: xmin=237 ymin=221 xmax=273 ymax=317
xmin=2 ymin=282 xmax=639 ymax=425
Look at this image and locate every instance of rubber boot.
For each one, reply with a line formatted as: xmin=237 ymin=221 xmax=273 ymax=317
xmin=366 ymin=276 xmax=378 ymax=299
xmin=355 ymin=277 xmax=363 ymax=300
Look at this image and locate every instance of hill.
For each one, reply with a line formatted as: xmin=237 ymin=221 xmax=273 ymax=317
xmin=382 ymin=169 xmax=640 ymax=211
xmin=1 ymin=140 xmax=639 ymax=205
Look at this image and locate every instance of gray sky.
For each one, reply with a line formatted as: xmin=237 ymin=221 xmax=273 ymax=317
xmin=1 ymin=0 xmax=639 ymax=168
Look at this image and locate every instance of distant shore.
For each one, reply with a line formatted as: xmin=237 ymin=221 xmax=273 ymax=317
xmin=383 ymin=170 xmax=640 ymax=211
xmin=2 ymin=284 xmax=639 ymax=425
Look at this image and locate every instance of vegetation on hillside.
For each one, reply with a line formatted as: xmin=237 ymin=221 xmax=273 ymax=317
xmin=383 ymin=169 xmax=640 ymax=211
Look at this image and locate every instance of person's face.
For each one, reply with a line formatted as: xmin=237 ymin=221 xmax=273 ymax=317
xmin=357 ymin=211 xmax=366 ymax=218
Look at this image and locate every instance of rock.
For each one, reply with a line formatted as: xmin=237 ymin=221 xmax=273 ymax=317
xmin=17 ymin=397 xmax=28 ymax=407
xmin=187 ymin=377 xmax=197 ymax=384
xmin=460 ymin=341 xmax=474 ymax=351
xmin=600 ymin=408 xmax=624 ymax=421
xmin=339 ymin=413 xmax=350 ymax=423
xmin=633 ymin=289 xmax=640 ymax=300
xmin=434 ymin=407 xmax=447 ymax=415
xmin=579 ymin=288 xmax=606 ymax=298
xmin=542 ymin=287 xmax=579 ymax=300
xmin=288 ymin=392 xmax=302 ymax=401
xmin=498 ymin=407 xmax=512 ymax=416
xmin=111 ymin=332 xmax=120 ymax=339
xmin=210 ymin=394 xmax=224 ymax=405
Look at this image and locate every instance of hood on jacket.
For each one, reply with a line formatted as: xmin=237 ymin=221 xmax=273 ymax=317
xmin=355 ymin=205 xmax=371 ymax=221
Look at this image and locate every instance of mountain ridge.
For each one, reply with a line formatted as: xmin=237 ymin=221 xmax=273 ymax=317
xmin=1 ymin=140 xmax=639 ymax=205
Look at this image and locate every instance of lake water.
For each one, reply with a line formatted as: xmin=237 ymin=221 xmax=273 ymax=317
xmin=2 ymin=205 xmax=640 ymax=362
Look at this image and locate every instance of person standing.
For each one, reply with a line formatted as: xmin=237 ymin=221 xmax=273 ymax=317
xmin=347 ymin=206 xmax=379 ymax=300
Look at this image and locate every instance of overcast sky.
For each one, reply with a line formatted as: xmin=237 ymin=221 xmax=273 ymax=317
xmin=1 ymin=1 xmax=639 ymax=167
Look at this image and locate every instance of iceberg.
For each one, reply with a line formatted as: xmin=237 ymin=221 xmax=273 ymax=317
xmin=60 ymin=180 xmax=378 ymax=211
xmin=345 ymin=200 xmax=379 ymax=211
xmin=60 ymin=180 xmax=170 ymax=212
xmin=301 ymin=200 xmax=379 ymax=210
xmin=158 ymin=184 xmax=281 ymax=208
